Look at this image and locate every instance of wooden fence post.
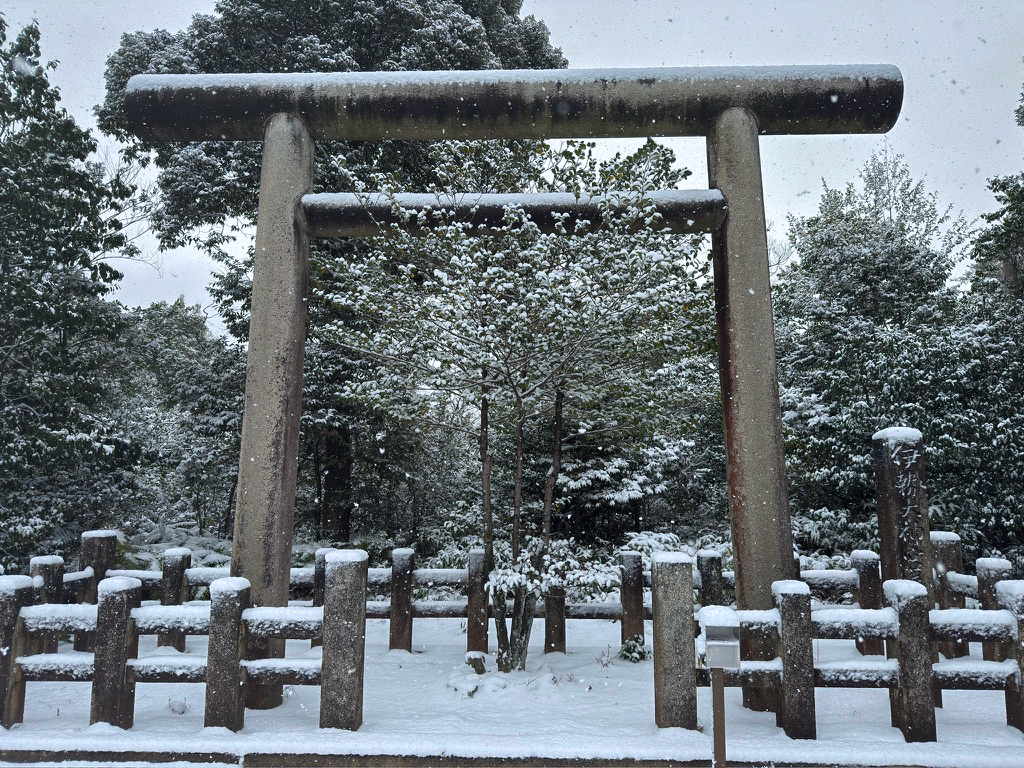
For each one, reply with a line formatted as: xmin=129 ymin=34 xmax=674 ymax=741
xmin=996 ymin=580 xmax=1024 ymax=732
xmin=90 ymin=576 xmax=141 ymax=729
xmin=158 ymin=547 xmax=191 ymax=651
xmin=311 ymin=547 xmax=334 ymax=649
xmin=544 ymin=587 xmax=566 ymax=654
xmin=1 ymin=576 xmax=35 ymax=729
xmin=697 ymin=551 xmax=725 ymax=607
xmin=851 ymin=550 xmax=884 ymax=656
xmin=873 ymin=429 xmax=935 ymax=601
xmin=930 ymin=533 xmax=968 ymax=659
xmin=977 ymin=557 xmax=1013 ymax=662
xmin=651 ymin=552 xmax=697 ymax=729
xmin=29 ymin=556 xmax=63 ymax=654
xmin=774 ymin=580 xmax=816 ymax=739
xmin=620 ymin=551 xmax=644 ymax=647
xmin=467 ymin=549 xmax=488 ymax=654
xmin=204 ymin=577 xmax=250 ymax=731
xmin=76 ymin=530 xmax=119 ymax=652
xmin=321 ymin=550 xmax=368 ymax=730
xmin=884 ymin=579 xmax=936 ymax=742
xmin=389 ymin=548 xmax=414 ymax=652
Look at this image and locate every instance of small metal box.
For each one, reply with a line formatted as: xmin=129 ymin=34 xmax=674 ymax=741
xmin=700 ymin=606 xmax=741 ymax=669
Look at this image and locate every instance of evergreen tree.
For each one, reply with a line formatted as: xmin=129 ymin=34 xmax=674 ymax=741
xmin=951 ymin=73 xmax=1024 ymax=565
xmin=98 ymin=0 xmax=567 ymax=543
xmin=328 ymin=140 xmax=711 ymax=667
xmin=0 ymin=20 xmax=136 ymax=568
xmin=119 ymin=299 xmax=247 ymax=541
xmin=775 ymin=149 xmax=971 ymax=554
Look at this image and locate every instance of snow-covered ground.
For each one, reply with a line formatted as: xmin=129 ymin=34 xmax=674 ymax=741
xmin=1 ymin=616 xmax=1021 ymax=767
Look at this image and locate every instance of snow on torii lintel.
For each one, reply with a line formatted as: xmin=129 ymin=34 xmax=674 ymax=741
xmin=124 ymin=64 xmax=903 ymax=143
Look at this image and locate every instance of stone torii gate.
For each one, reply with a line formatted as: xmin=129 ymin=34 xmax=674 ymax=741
xmin=124 ymin=65 xmax=902 ymax=703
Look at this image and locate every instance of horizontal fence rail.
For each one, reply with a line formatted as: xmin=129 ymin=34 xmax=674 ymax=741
xmin=2 ymin=529 xmax=1020 ymax=743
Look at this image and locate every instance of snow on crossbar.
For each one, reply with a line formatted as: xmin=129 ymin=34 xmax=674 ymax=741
xmin=124 ymin=65 xmax=903 ymax=142
xmin=302 ymin=190 xmax=727 ymax=237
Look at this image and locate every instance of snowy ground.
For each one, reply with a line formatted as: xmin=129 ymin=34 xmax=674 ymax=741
xmin=1 ymin=615 xmax=1021 ymax=767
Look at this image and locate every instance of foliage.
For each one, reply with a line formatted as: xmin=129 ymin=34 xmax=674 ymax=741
xmin=486 ymin=537 xmax=620 ymax=603
xmin=0 ymin=20 xmax=138 ymax=569
xmin=119 ymin=299 xmax=246 ymax=539
xmin=326 ymin=140 xmax=711 ymax=543
xmin=98 ymin=0 xmax=567 ymax=546
xmin=776 ymin=147 xmax=1024 ymax=563
xmin=618 ymin=634 xmax=652 ymax=663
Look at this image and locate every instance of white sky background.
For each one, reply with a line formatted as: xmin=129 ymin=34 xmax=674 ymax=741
xmin=4 ymin=0 xmax=1024 ymax=311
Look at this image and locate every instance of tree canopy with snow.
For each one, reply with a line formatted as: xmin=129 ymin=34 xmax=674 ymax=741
xmin=0 ymin=19 xmax=137 ymax=567
xmin=97 ymin=0 xmax=568 ymax=545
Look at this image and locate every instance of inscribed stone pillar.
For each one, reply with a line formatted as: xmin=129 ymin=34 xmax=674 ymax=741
xmin=873 ymin=428 xmax=934 ymax=601
xmin=231 ymin=111 xmax=315 ymax=709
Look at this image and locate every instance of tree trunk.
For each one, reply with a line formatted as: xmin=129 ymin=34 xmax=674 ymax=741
xmin=541 ymin=389 xmax=563 ymax=553
xmin=512 ymin=414 xmax=525 ymax=560
xmin=323 ymin=427 xmax=354 ymax=543
xmin=312 ymin=443 xmax=323 ymax=539
xmin=481 ymin=393 xmax=513 ymax=672
xmin=220 ymin=479 xmax=237 ymax=539
xmin=508 ymin=389 xmax=564 ymax=671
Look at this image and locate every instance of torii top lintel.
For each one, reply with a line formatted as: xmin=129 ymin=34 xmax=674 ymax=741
xmin=123 ymin=65 xmax=903 ymax=143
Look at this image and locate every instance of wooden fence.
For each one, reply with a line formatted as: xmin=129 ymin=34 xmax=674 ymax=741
xmin=1 ymin=530 xmax=1021 ymax=742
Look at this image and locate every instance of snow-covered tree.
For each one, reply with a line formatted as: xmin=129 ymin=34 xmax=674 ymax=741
xmin=326 ymin=140 xmax=711 ymax=667
xmin=97 ymin=0 xmax=567 ymax=544
xmin=115 ymin=299 xmax=246 ymax=540
xmin=0 ymin=20 xmax=139 ymax=568
xmin=774 ymin=148 xmax=1020 ymax=557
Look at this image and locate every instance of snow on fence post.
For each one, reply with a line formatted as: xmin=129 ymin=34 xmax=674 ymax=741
xmin=75 ymin=530 xmax=119 ymax=652
xmin=389 ymin=548 xmax=415 ymax=652
xmin=90 ymin=576 xmax=141 ymax=729
xmin=996 ymin=580 xmax=1024 ymax=732
xmin=872 ymin=429 xmax=935 ymax=602
xmin=0 ymin=576 xmax=35 ymax=729
xmin=774 ymin=580 xmax=815 ymax=739
xmin=651 ymin=552 xmax=697 ymax=729
xmin=851 ymin=550 xmax=884 ymax=656
xmin=321 ymin=550 xmax=368 ymax=730
xmin=29 ymin=556 xmax=63 ymax=654
xmin=204 ymin=577 xmax=250 ymax=732
xmin=620 ymin=551 xmax=645 ymax=647
xmin=884 ymin=579 xmax=936 ymax=742
xmin=158 ymin=548 xmax=191 ymax=652
xmin=467 ymin=549 xmax=487 ymax=654
xmin=930 ymin=532 xmax=968 ymax=659
xmin=977 ymin=558 xmax=1013 ymax=662
xmin=697 ymin=551 xmax=725 ymax=607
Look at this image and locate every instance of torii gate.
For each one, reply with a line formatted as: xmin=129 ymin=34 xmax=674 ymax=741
xmin=125 ymin=65 xmax=903 ymax=705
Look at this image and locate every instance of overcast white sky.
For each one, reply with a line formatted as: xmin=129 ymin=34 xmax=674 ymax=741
xmin=5 ymin=1 xmax=1024 ymax=311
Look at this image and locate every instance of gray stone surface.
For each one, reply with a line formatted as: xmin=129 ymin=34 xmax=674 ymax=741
xmin=707 ymin=106 xmax=795 ymax=615
xmin=619 ymin=551 xmax=645 ymax=646
xmin=231 ymin=112 xmax=315 ymax=708
xmin=204 ymin=577 xmax=250 ymax=731
xmin=320 ymin=551 xmax=368 ymax=730
xmin=302 ymin=190 xmax=726 ymax=237
xmin=776 ymin=582 xmax=816 ymax=739
xmin=124 ymin=66 xmax=903 ymax=142
xmin=873 ymin=429 xmax=935 ymax=601
xmin=651 ymin=552 xmax=697 ymax=729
